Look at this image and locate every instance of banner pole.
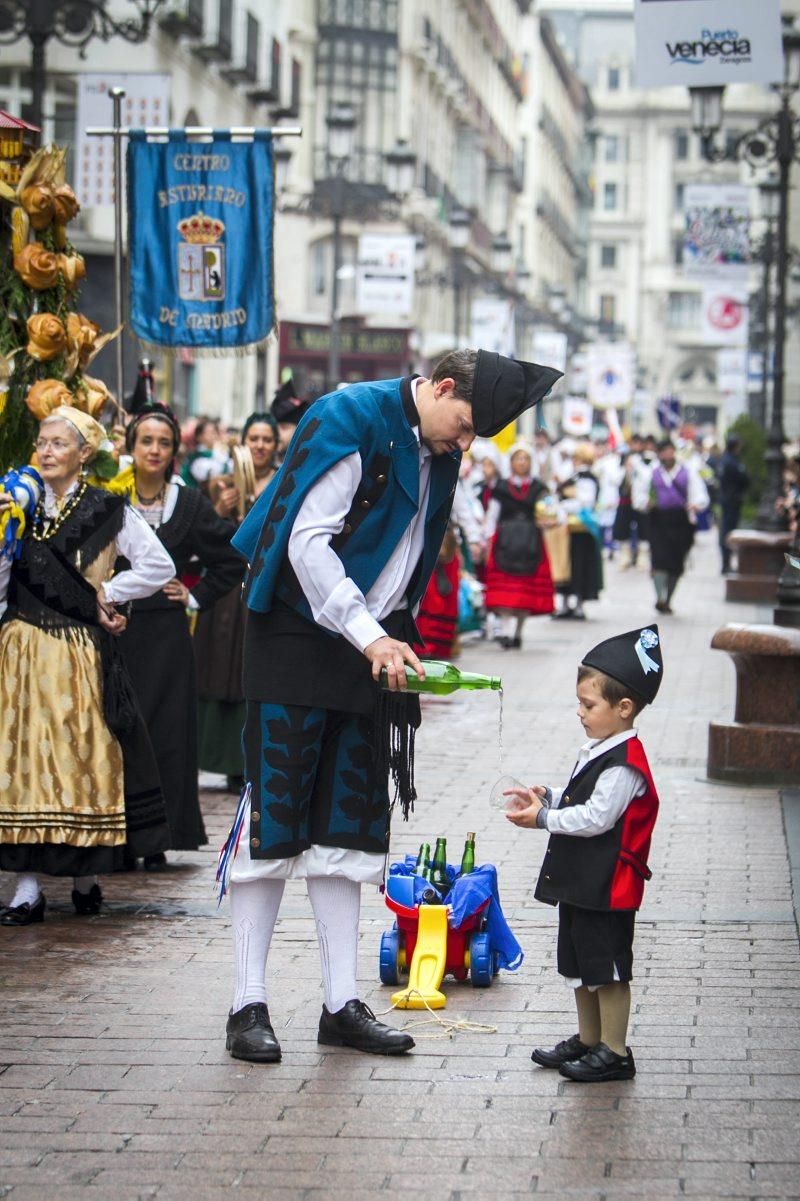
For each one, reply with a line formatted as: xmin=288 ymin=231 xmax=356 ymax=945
xmin=110 ymin=87 xmax=126 ymax=409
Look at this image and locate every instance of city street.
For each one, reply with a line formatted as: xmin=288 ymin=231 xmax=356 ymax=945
xmin=0 ymin=530 xmax=798 ymax=1201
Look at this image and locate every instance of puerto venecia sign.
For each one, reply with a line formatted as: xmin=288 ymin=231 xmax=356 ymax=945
xmin=634 ymin=0 xmax=783 ymax=88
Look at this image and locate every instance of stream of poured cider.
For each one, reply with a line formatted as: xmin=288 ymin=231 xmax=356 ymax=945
xmin=498 ymin=686 xmax=504 ymax=777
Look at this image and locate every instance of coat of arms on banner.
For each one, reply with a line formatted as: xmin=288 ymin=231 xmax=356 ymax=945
xmin=177 ymin=212 xmax=226 ymax=302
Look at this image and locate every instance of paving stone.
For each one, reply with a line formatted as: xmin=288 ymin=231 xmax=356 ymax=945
xmin=0 ymin=536 xmax=798 ymax=1198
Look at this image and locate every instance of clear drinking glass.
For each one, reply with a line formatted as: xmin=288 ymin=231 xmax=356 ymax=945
xmin=489 ymin=775 xmax=530 ymax=812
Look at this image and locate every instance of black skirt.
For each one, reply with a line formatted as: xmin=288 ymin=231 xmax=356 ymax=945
xmin=559 ymin=531 xmax=602 ymax=601
xmin=649 ymin=508 xmax=694 ymax=575
xmin=119 ymin=606 xmax=207 ymax=850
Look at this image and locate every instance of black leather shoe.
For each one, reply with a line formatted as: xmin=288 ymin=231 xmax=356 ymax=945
xmin=226 ymin=1003 xmax=281 ymax=1063
xmin=143 ymin=853 xmax=167 ymax=872
xmin=531 ymin=1033 xmax=589 ymax=1069
xmin=559 ymin=1042 xmax=636 ymax=1082
xmin=72 ymin=884 xmax=102 ymax=916
xmin=0 ymin=893 xmax=46 ymax=926
xmin=318 ymin=999 xmax=414 ymax=1055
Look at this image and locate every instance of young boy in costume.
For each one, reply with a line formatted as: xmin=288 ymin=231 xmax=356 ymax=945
xmin=506 ymin=626 xmax=662 ymax=1082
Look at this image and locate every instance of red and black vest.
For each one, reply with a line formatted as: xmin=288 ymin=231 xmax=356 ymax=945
xmin=534 ymin=737 xmax=659 ymax=912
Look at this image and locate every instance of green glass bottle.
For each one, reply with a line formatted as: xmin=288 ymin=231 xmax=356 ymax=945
xmin=379 ymin=660 xmax=502 ymax=696
xmin=460 ymin=832 xmax=476 ymax=876
xmin=430 ymin=837 xmax=449 ymax=894
xmin=414 ymin=842 xmax=431 ymax=877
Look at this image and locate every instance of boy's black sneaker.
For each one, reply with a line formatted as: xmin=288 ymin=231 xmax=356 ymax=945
xmin=559 ymin=1042 xmax=636 ymax=1082
xmin=531 ymin=1034 xmax=589 ymax=1069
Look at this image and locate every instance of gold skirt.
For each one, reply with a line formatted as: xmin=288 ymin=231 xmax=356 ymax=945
xmin=0 ymin=618 xmax=126 ymax=847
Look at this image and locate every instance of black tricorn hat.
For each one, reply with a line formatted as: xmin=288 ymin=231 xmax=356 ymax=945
xmin=471 ymin=350 xmax=563 ymax=438
xmin=582 ymin=626 xmax=663 ymax=706
xmin=271 ymin=376 xmax=309 ymax=426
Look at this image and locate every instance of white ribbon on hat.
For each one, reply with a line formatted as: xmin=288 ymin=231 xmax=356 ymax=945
xmin=634 ymin=629 xmax=660 ymax=676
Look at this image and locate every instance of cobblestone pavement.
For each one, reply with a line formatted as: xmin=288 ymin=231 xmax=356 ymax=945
xmin=1 ymin=531 xmax=799 ymax=1201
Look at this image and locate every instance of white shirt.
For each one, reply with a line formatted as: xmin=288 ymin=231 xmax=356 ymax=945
xmin=0 ymin=480 xmax=175 ymax=616
xmin=641 ymin=461 xmax=710 ymax=512
xmin=288 ymin=378 xmax=433 ymax=653
xmin=543 ymin=728 xmax=646 ymax=838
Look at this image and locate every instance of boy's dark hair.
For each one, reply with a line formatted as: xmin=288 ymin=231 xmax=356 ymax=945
xmin=577 ymin=664 xmax=646 ymax=716
xmin=431 ymin=349 xmax=479 ymax=405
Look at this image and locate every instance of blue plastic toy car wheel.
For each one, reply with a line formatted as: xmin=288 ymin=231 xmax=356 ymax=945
xmin=379 ymin=927 xmax=400 ymax=985
xmin=470 ymin=931 xmax=493 ymax=987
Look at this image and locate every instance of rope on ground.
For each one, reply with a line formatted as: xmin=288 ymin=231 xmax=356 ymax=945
xmin=376 ymin=988 xmax=498 ymax=1039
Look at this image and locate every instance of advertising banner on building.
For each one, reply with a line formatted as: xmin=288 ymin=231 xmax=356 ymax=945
xmin=127 ymin=132 xmax=275 ymax=354
xmin=356 ymin=234 xmax=415 ymax=316
xmin=532 ymin=329 xmax=568 ymax=375
xmin=633 ymin=0 xmax=783 ymax=88
xmin=470 ymin=297 xmax=516 ymax=358
xmin=75 ymin=73 xmax=170 ymax=206
xmin=701 ymin=287 xmax=749 ymax=346
xmin=716 ymin=347 xmax=748 ymax=394
xmin=586 ymin=342 xmax=636 ymax=409
xmin=683 ymin=183 xmax=751 ymax=280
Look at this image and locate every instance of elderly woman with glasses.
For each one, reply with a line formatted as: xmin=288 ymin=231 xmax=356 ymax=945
xmin=0 ymin=406 xmax=175 ymax=925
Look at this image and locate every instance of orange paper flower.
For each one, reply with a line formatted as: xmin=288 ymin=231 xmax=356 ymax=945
xmin=20 ymin=183 xmax=55 ymax=231
xmin=25 ymin=378 xmax=73 ymax=420
xmin=66 ymin=312 xmax=101 ymax=368
xmin=58 ymin=252 xmax=86 ymax=289
xmin=79 ymin=374 xmax=113 ymax=418
xmin=26 ymin=313 xmax=67 ymax=363
xmin=14 ymin=243 xmax=60 ymax=290
xmin=53 ymin=184 xmax=80 ymax=224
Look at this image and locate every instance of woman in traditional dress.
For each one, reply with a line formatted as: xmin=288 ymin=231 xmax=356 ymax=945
xmin=646 ymin=438 xmax=708 ymax=614
xmin=0 ymin=406 xmax=174 ymax=925
xmin=554 ymin=442 xmax=603 ymax=621
xmin=195 ymin=412 xmax=280 ymax=790
xmin=484 ymin=442 xmax=556 ymax=649
xmin=117 ymin=404 xmax=244 ymax=866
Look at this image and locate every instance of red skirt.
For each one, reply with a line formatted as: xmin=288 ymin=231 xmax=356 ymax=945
xmin=484 ymin=536 xmax=555 ymax=615
xmin=417 ymin=557 xmax=459 ymax=658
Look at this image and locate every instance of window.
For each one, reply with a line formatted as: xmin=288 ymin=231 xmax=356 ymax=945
xmin=667 ymin=292 xmax=701 ymax=329
xmin=603 ymin=182 xmax=617 ymax=211
xmin=608 ymin=66 xmax=620 ymax=90
xmin=604 ymin=135 xmax=619 ymax=163
xmin=600 ymin=244 xmax=617 ymax=269
xmin=675 ymin=130 xmax=689 ymax=161
xmin=600 ymin=294 xmax=616 ymax=325
xmin=675 ymin=182 xmax=685 ymax=211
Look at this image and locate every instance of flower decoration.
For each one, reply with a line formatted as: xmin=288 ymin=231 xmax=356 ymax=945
xmin=58 ymin=252 xmax=86 ymax=290
xmin=25 ymin=379 xmax=73 ymax=420
xmin=13 ymin=242 xmax=59 ymax=290
xmin=78 ymin=374 xmax=114 ymax=418
xmin=20 ymin=183 xmax=55 ymax=231
xmin=26 ymin=313 xmax=67 ymax=363
xmin=53 ymin=184 xmax=79 ymax=224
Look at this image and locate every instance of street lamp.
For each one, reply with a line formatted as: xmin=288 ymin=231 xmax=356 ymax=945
xmin=0 ymin=0 xmax=165 ymax=133
xmin=325 ymin=103 xmax=357 ymax=390
xmin=384 ymin=138 xmax=417 ymax=200
xmin=449 ymin=208 xmax=470 ymax=346
xmin=750 ymin=177 xmax=780 ymax=433
xmin=689 ymin=20 xmax=799 ymax=532
xmin=690 ymin=17 xmax=800 ymax=615
xmin=490 ymin=233 xmax=513 ymax=276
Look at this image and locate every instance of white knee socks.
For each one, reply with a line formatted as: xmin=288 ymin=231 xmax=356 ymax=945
xmin=8 ymin=873 xmax=40 ymax=908
xmin=307 ymin=876 xmax=361 ymax=1014
xmin=230 ymin=877 xmax=286 ymax=1013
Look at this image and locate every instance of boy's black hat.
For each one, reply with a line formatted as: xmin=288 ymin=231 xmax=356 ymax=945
xmin=471 ymin=351 xmax=563 ymax=438
xmin=582 ymin=626 xmax=663 ymax=705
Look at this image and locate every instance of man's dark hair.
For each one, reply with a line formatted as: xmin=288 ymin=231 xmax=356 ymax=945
xmin=431 ymin=349 xmax=479 ymax=404
xmin=726 ymin=435 xmax=741 ymax=453
xmin=657 ymin=438 xmax=675 ymax=453
xmin=577 ymin=664 xmax=646 ymax=716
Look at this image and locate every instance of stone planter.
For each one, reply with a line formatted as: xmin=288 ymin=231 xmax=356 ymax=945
xmin=724 ymin=530 xmax=793 ymax=603
xmin=707 ymin=622 xmax=800 ymax=785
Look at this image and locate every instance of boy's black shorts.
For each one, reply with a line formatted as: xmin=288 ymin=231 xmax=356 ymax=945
xmin=557 ymin=903 xmax=635 ymax=987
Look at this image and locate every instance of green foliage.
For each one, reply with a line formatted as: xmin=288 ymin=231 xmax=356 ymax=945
xmin=726 ymin=413 xmax=766 ymax=508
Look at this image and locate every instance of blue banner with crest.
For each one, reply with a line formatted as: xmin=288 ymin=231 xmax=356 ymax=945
xmin=127 ymin=130 xmax=274 ymax=354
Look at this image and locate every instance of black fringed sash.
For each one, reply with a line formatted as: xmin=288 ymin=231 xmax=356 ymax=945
xmin=374 ymin=687 xmax=421 ymax=821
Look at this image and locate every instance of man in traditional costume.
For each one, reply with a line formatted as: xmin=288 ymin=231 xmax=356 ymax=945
xmin=0 ymin=406 xmax=175 ymax=924
xmin=219 ymin=348 xmax=561 ymax=1062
